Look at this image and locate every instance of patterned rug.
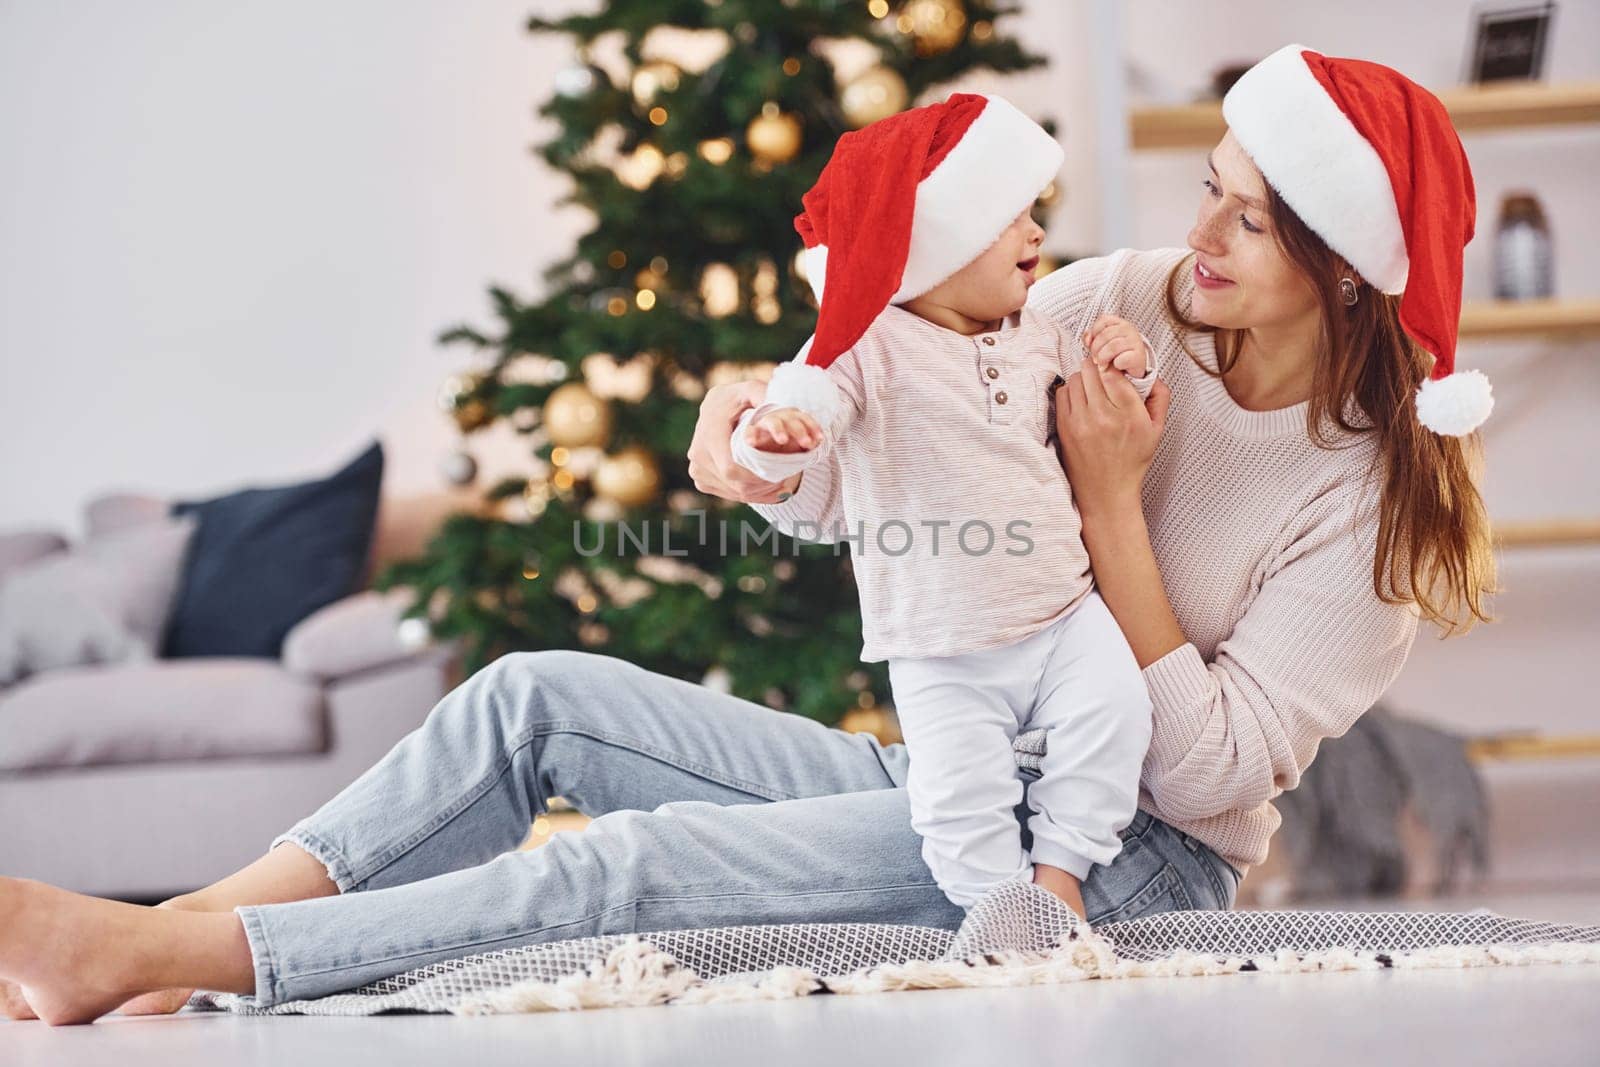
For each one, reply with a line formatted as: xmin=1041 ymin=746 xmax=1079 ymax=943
xmin=195 ymin=881 xmax=1600 ymax=1017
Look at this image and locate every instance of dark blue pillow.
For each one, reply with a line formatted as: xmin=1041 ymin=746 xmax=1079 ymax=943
xmin=162 ymin=441 xmax=385 ymax=659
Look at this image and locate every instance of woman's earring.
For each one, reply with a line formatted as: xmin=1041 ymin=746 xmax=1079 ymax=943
xmin=1339 ymin=277 xmax=1360 ymax=307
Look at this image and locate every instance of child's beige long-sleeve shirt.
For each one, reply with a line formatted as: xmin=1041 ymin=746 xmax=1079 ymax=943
xmin=752 ymin=248 xmax=1423 ymax=873
xmin=732 ymin=272 xmax=1154 ymax=663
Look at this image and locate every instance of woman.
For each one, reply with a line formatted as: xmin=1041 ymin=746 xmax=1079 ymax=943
xmin=1 ymin=45 xmax=1493 ymax=1025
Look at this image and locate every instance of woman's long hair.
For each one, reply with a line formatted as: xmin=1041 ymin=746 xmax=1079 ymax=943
xmin=1165 ymin=182 xmax=1495 ymax=635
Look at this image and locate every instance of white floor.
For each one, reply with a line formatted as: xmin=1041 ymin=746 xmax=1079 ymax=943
xmin=5 ymin=965 xmax=1598 ymax=1067
xmin=6 ymin=889 xmax=1600 ymax=1067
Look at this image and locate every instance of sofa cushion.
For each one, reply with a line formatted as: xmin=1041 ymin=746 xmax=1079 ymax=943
xmin=84 ymin=493 xmax=171 ymax=538
xmin=0 ymin=659 xmax=325 ymax=772
xmin=0 ymin=530 xmax=68 ymax=581
xmin=0 ymin=516 xmax=198 ymax=686
xmin=163 ymin=441 xmax=385 ymax=659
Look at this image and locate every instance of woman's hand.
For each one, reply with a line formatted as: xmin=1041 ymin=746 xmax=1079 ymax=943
xmin=688 ymin=380 xmax=801 ymax=505
xmin=1055 ymin=360 xmax=1171 ymax=517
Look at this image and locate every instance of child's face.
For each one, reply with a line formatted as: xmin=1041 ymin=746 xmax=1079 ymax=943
xmin=918 ymin=208 xmax=1046 ymax=321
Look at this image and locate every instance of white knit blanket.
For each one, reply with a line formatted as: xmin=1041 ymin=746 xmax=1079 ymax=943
xmin=195 ymin=881 xmax=1600 ymax=1017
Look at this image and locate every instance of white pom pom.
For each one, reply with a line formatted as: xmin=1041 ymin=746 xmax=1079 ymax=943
xmin=767 ymin=360 xmax=843 ymax=426
xmin=1416 ymin=370 xmax=1493 ymax=436
xmin=396 ymin=617 xmax=432 ymax=651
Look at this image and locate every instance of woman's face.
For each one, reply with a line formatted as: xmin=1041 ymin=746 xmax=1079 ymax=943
xmin=1186 ymin=130 xmax=1319 ymax=332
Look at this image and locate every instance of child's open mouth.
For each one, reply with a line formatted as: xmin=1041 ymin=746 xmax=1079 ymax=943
xmin=1016 ymin=255 xmax=1040 ymax=278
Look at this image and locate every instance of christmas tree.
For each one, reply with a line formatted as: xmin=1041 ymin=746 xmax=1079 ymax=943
xmin=380 ymin=0 xmax=1053 ymax=726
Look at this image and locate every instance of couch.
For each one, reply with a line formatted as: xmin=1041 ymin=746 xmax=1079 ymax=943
xmin=0 ymin=493 xmax=466 ymax=900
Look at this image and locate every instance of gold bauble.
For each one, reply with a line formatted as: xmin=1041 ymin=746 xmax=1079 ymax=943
xmin=543 ymin=382 xmax=613 ymax=448
xmin=841 ymin=66 xmax=909 ymax=128
xmin=1036 ymin=179 xmax=1061 ymax=208
xmin=439 ymin=373 xmax=494 ymax=433
xmin=904 ymin=0 xmax=966 ymax=56
xmin=838 ymin=707 xmax=902 ymax=745
xmin=592 ymin=445 xmax=662 ymax=507
xmin=630 ymin=60 xmax=681 ymax=108
xmin=745 ymin=103 xmax=802 ymax=164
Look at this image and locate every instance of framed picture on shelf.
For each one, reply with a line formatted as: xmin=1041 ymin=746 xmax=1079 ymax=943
xmin=1466 ymin=2 xmax=1555 ymax=83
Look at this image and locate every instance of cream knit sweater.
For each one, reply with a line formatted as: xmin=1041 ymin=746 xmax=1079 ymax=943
xmin=754 ymin=248 xmax=1421 ymax=873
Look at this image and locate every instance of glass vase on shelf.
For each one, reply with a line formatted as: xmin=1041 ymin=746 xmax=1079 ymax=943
xmin=1493 ymin=192 xmax=1553 ymax=301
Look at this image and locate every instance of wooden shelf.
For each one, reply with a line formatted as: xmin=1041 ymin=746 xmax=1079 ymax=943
xmin=1131 ymin=81 xmax=1600 ymax=149
xmin=1466 ymin=733 xmax=1600 ymax=763
xmin=1459 ymin=299 xmax=1600 ymax=340
xmin=1495 ymin=519 xmax=1600 ymax=548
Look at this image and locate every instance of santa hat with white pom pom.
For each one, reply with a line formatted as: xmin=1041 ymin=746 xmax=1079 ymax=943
xmin=1222 ymin=44 xmax=1492 ymax=436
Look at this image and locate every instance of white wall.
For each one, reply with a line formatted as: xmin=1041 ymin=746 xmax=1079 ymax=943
xmin=0 ymin=0 xmax=586 ymax=535
xmin=1 ymin=1 xmax=1595 ymax=738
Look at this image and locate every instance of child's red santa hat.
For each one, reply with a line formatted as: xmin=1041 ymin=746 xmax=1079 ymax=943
xmin=767 ymin=93 xmax=1063 ymax=421
xmin=1223 ymin=44 xmax=1490 ymax=436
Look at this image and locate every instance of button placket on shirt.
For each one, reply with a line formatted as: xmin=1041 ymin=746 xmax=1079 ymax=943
xmin=977 ymin=332 xmax=1015 ymax=424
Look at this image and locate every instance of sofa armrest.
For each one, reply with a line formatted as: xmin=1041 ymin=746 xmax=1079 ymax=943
xmin=0 ymin=529 xmax=68 ymax=581
xmin=282 ymin=588 xmax=436 ymax=682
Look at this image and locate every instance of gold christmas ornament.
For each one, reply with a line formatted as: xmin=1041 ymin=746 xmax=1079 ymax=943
xmin=1036 ymin=180 xmax=1061 ymax=208
xmin=630 ymin=60 xmax=681 ymax=108
xmin=745 ymin=103 xmax=802 ymax=164
xmin=904 ymin=0 xmax=966 ymax=56
xmin=838 ymin=707 xmax=902 ymax=745
xmin=593 ymin=445 xmax=662 ymax=507
xmin=543 ymin=382 xmax=613 ymax=448
xmin=438 ymin=373 xmax=494 ymax=433
xmin=841 ymin=65 xmax=909 ymax=128
xmin=700 ymin=263 xmax=741 ymax=317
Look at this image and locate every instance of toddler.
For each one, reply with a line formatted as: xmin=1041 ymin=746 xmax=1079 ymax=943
xmin=731 ymin=93 xmax=1154 ymax=919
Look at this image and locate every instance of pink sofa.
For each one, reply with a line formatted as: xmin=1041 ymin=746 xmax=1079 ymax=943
xmin=0 ymin=494 xmax=465 ymax=899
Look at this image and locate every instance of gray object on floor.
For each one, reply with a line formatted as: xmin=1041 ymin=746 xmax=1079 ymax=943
xmin=1275 ymin=703 xmax=1489 ymax=898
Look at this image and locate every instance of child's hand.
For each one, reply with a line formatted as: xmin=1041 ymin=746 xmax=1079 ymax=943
xmin=1082 ymin=315 xmax=1151 ymax=378
xmin=746 ymin=407 xmax=822 ymax=454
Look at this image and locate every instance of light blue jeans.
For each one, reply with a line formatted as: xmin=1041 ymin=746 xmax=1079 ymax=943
xmin=237 ymin=650 xmax=1239 ymax=1005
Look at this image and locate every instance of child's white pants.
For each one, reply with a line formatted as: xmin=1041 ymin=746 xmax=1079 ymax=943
xmin=887 ymin=590 xmax=1152 ymax=909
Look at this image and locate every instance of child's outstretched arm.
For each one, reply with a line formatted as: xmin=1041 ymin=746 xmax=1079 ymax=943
xmin=728 ymin=342 xmax=863 ymax=482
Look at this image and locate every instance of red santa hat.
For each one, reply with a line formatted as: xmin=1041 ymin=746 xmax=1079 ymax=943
xmin=767 ymin=92 xmax=1063 ymax=421
xmin=1222 ymin=44 xmax=1491 ymax=436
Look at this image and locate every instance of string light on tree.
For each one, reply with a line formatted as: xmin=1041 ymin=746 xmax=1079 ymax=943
xmin=700 ymin=263 xmax=741 ymax=317
xmin=698 ymin=138 xmax=735 ymax=165
xmin=630 ymin=60 xmax=681 ymax=107
xmin=615 ymin=144 xmax=666 ymax=190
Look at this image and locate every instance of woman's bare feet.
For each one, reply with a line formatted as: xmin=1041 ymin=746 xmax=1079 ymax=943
xmin=0 ymin=877 xmax=255 ymax=1026
xmin=119 ymin=843 xmax=340 ymax=1017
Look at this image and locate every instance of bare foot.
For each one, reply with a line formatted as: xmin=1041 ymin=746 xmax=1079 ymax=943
xmin=1 ymin=977 xmax=38 ymax=1020
xmin=0 ymin=877 xmax=253 ymax=1026
xmin=116 ymin=898 xmax=199 ymax=1016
